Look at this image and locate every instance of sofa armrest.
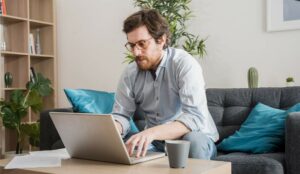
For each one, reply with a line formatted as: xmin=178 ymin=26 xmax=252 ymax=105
xmin=285 ymin=112 xmax=300 ymax=174
xmin=40 ymin=108 xmax=73 ymax=150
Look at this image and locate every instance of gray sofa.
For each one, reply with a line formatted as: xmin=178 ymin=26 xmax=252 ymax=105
xmin=40 ymin=87 xmax=300 ymax=174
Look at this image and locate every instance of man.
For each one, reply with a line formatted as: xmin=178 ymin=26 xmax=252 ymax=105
xmin=112 ymin=9 xmax=219 ymax=160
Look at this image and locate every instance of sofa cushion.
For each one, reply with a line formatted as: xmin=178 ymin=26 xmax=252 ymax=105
xmin=217 ymin=103 xmax=300 ymax=153
xmin=214 ymin=152 xmax=285 ymax=174
xmin=206 ymin=87 xmax=300 ymax=144
xmin=64 ymin=89 xmax=139 ymax=133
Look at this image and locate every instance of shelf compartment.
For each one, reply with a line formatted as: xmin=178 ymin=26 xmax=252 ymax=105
xmin=3 ymin=0 xmax=28 ymax=18
xmin=30 ymin=57 xmax=54 ymax=85
xmin=3 ymin=88 xmax=27 ymax=91
xmin=1 ymin=51 xmax=28 ymax=56
xmin=30 ymin=25 xmax=54 ymax=55
xmin=0 ymin=15 xmax=27 ymax=25
xmin=29 ymin=0 xmax=53 ymax=23
xmin=1 ymin=21 xmax=28 ymax=53
xmin=30 ymin=19 xmax=53 ymax=28
xmin=3 ymin=55 xmax=29 ymax=89
xmin=30 ymin=54 xmax=54 ymax=58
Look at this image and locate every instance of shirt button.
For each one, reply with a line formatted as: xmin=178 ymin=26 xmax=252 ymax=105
xmin=156 ymin=97 xmax=159 ymax=100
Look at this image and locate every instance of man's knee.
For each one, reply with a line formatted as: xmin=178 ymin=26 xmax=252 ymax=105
xmin=181 ymin=132 xmax=216 ymax=160
xmin=182 ymin=132 xmax=209 ymax=151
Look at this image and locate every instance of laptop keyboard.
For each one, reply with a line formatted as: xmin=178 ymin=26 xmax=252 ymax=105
xmin=130 ymin=151 xmax=165 ymax=161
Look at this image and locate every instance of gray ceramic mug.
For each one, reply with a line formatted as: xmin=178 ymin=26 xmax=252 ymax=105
xmin=165 ymin=140 xmax=190 ymax=168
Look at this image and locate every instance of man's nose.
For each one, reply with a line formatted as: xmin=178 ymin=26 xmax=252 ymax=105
xmin=132 ymin=47 xmax=142 ymax=57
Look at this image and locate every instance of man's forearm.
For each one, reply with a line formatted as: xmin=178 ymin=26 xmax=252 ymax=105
xmin=146 ymin=121 xmax=190 ymax=140
xmin=115 ymin=121 xmax=123 ymax=134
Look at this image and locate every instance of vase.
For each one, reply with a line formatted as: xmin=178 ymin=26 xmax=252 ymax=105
xmin=4 ymin=72 xmax=13 ymax=88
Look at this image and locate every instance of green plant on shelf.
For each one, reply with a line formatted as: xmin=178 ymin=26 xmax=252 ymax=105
xmin=286 ymin=77 xmax=294 ymax=83
xmin=0 ymin=73 xmax=53 ymax=154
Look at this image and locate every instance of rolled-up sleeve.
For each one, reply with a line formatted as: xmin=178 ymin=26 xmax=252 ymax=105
xmin=112 ymin=67 xmax=136 ymax=137
xmin=175 ymin=56 xmax=207 ymax=131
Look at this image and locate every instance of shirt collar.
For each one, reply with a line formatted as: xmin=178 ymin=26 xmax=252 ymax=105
xmin=158 ymin=48 xmax=168 ymax=68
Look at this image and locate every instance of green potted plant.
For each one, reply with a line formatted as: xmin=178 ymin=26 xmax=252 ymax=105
xmin=124 ymin=0 xmax=207 ymax=63
xmin=0 ymin=73 xmax=53 ymax=154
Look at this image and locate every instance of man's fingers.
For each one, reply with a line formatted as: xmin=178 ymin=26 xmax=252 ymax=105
xmin=125 ymin=131 xmax=154 ymax=158
xmin=142 ymin=139 xmax=150 ymax=157
xmin=135 ymin=137 xmax=145 ymax=158
xmin=126 ymin=136 xmax=139 ymax=156
xmin=125 ymin=143 xmax=133 ymax=156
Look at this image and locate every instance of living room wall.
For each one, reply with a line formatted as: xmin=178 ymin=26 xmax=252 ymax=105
xmin=56 ymin=0 xmax=300 ymax=107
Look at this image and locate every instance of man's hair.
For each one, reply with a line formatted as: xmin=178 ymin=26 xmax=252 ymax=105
xmin=123 ymin=9 xmax=171 ymax=49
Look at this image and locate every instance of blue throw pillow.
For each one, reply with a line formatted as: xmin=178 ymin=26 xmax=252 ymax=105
xmin=217 ymin=102 xmax=300 ymax=153
xmin=64 ymin=89 xmax=139 ymax=134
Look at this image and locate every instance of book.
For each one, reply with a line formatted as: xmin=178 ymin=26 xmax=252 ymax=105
xmin=30 ymin=67 xmax=37 ymax=83
xmin=1 ymin=0 xmax=6 ymax=15
xmin=29 ymin=33 xmax=36 ymax=54
xmin=0 ymin=0 xmax=2 ymax=15
xmin=35 ymin=29 xmax=42 ymax=55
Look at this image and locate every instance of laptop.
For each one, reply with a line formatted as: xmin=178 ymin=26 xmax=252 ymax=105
xmin=49 ymin=112 xmax=165 ymax=165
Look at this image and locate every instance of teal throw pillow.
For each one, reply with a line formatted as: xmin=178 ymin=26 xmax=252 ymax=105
xmin=64 ymin=89 xmax=139 ymax=133
xmin=217 ymin=102 xmax=300 ymax=153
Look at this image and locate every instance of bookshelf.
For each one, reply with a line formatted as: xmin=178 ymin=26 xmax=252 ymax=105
xmin=0 ymin=0 xmax=57 ymax=153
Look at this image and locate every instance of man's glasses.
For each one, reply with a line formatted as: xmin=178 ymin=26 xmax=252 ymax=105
xmin=125 ymin=38 xmax=153 ymax=51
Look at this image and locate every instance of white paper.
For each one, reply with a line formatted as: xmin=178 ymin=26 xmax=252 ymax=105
xmin=30 ymin=148 xmax=71 ymax=160
xmin=5 ymin=155 xmax=61 ymax=169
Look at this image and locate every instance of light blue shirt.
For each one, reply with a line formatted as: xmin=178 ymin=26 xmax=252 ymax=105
xmin=112 ymin=47 xmax=219 ymax=142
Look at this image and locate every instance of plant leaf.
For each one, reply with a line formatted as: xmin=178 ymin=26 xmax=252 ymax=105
xmin=11 ymin=90 xmax=24 ymax=106
xmin=123 ymin=52 xmax=135 ymax=64
xmin=27 ymin=73 xmax=53 ymax=97
xmin=27 ymin=90 xmax=43 ymax=112
xmin=20 ymin=122 xmax=40 ymax=147
xmin=1 ymin=106 xmax=20 ymax=129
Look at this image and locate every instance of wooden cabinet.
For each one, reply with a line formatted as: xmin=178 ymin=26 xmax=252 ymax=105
xmin=0 ymin=0 xmax=57 ymax=153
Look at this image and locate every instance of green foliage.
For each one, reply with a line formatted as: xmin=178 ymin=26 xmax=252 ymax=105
xmin=286 ymin=77 xmax=294 ymax=83
xmin=0 ymin=73 xmax=53 ymax=153
xmin=21 ymin=122 xmax=40 ymax=147
xmin=123 ymin=52 xmax=136 ymax=64
xmin=125 ymin=0 xmax=207 ymax=62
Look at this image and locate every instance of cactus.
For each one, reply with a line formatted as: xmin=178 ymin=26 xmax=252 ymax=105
xmin=248 ymin=67 xmax=258 ymax=88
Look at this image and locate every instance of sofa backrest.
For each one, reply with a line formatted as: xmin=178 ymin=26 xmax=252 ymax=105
xmin=133 ymin=87 xmax=300 ymax=143
xmin=206 ymin=87 xmax=300 ymax=143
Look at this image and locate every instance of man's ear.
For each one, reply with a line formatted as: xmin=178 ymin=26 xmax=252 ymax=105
xmin=157 ymin=34 xmax=167 ymax=47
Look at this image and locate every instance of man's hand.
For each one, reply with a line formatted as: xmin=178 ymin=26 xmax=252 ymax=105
xmin=125 ymin=121 xmax=190 ymax=158
xmin=125 ymin=129 xmax=155 ymax=158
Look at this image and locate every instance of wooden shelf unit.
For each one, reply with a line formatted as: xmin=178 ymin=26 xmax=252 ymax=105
xmin=0 ymin=0 xmax=57 ymax=152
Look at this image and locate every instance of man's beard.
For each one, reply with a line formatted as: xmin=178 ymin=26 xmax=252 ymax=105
xmin=135 ymin=56 xmax=150 ymax=70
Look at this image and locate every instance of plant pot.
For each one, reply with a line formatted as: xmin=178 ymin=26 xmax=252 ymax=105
xmin=286 ymin=82 xmax=295 ymax=87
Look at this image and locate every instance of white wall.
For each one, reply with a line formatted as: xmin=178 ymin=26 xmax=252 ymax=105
xmin=57 ymin=0 xmax=300 ymax=107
